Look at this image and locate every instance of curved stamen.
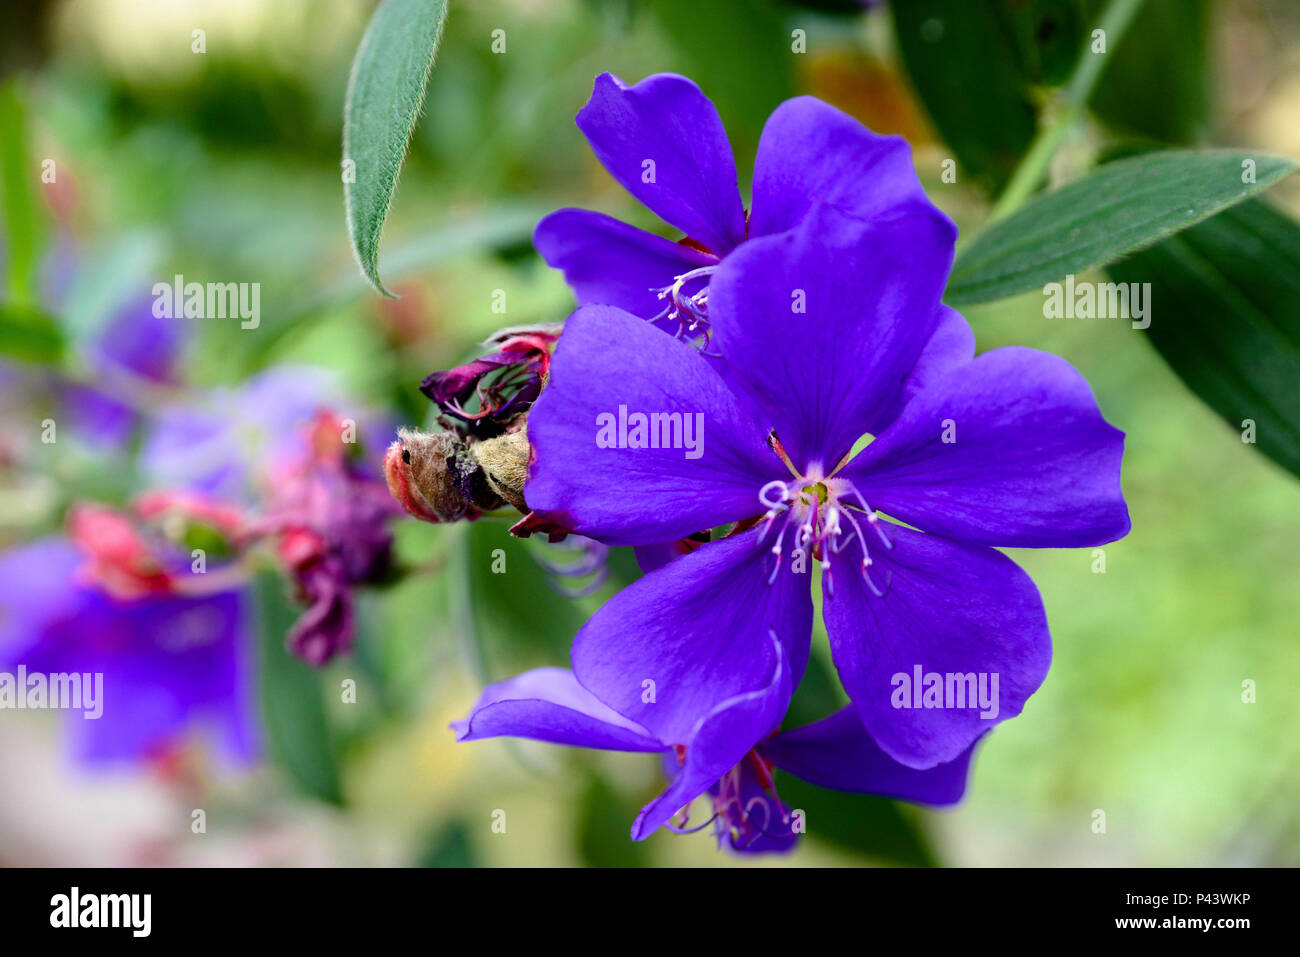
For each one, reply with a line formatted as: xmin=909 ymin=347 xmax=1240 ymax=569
xmin=533 ymin=537 xmax=610 ymax=599
xmin=758 ymin=479 xmax=791 ymax=511
xmin=667 ymin=811 xmax=721 ymax=835
xmin=850 ymin=487 xmax=893 ymax=549
xmin=756 ymin=479 xmax=792 ymax=549
xmin=743 ymin=796 xmax=790 ymax=836
xmin=648 ymin=265 xmax=718 ymax=351
xmin=861 ymin=557 xmax=892 ymax=598
xmin=766 ymin=521 xmax=789 ymax=585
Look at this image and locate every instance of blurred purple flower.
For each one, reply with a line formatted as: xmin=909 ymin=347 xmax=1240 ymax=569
xmin=0 ymin=538 xmax=258 ymax=765
xmin=140 ymin=366 xmax=345 ymax=502
xmin=60 ymin=293 xmax=186 ymax=450
xmin=453 ymin=656 xmax=973 ymax=851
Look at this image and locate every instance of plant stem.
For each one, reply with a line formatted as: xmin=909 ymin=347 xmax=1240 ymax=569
xmin=987 ymin=0 xmax=1147 ymax=222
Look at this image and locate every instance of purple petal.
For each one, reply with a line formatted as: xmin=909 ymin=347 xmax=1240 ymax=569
xmin=286 ymin=560 xmax=356 ymax=666
xmin=750 ymin=96 xmax=933 ymax=238
xmin=533 ymin=208 xmax=716 ymax=323
xmin=572 ymin=528 xmax=813 ymax=747
xmin=821 ymin=523 xmax=1050 ymax=768
xmin=900 ymin=305 xmax=975 ymax=407
xmin=142 ymin=366 xmax=339 ymax=500
xmin=765 ymin=707 xmax=977 ymax=805
xmin=858 ymin=305 xmax=976 ymax=437
xmin=576 ymin=72 xmax=746 ymax=255
xmin=56 ymin=290 xmax=185 ymax=451
xmin=709 ymin=203 xmax=956 ymax=472
xmin=42 ymin=590 xmax=259 ymax=765
xmin=419 ymin=356 xmax=512 ymax=407
xmin=62 ymin=386 xmax=137 ymax=450
xmin=0 ymin=539 xmax=88 ymax=662
xmin=631 ymin=635 xmax=791 ymax=840
xmin=93 ymin=293 xmax=185 ymax=383
xmin=844 ymin=346 xmax=1130 ymax=547
xmin=452 ymin=667 xmax=664 ymax=752
xmin=633 ymin=542 xmax=686 ymax=575
xmin=525 ymin=305 xmax=778 ymax=545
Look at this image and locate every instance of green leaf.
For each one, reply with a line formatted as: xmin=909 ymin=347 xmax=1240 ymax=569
xmin=777 ymin=776 xmax=939 ymax=866
xmin=0 ymin=80 xmax=47 ymax=306
xmin=947 ymin=150 xmax=1299 ymax=305
xmin=343 ymin=0 xmax=449 ymax=297
xmin=1107 ymin=199 xmax=1300 ymax=480
xmin=576 ymin=773 xmax=652 ymax=868
xmin=891 ymin=1 xmax=1038 ymax=192
xmin=996 ymin=0 xmax=1088 ymax=88
xmin=316 ymin=203 xmax=545 ymax=309
xmin=464 ymin=520 xmax=587 ymax=668
xmin=253 ymin=573 xmax=344 ymax=806
xmin=418 ymin=820 xmax=477 ymax=867
xmin=784 ymin=643 xmax=846 ymax=730
xmin=1089 ymin=0 xmax=1210 ymax=145
xmin=0 ymin=303 xmax=63 ymax=364
xmin=644 ymin=0 xmax=793 ymax=155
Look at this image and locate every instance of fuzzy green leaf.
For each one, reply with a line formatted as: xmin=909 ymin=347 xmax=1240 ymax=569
xmin=343 ymin=0 xmax=449 ymax=297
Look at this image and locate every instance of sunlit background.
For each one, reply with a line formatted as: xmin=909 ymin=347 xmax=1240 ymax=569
xmin=1 ymin=0 xmax=1297 ymax=866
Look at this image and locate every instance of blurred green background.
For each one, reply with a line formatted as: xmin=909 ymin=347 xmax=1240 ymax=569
xmin=0 ymin=0 xmax=1297 ymax=866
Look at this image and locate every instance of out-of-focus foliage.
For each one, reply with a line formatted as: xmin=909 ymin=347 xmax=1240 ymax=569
xmin=891 ymin=1 xmax=1038 ymax=191
xmin=1089 ymin=0 xmax=1211 ymax=144
xmin=1108 ymin=198 xmax=1300 ymax=478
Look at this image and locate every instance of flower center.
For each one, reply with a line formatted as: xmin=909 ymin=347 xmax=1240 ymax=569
xmin=668 ymin=749 xmax=796 ymax=850
xmin=650 ymin=265 xmax=718 ymax=352
xmin=757 ymin=467 xmax=893 ymax=598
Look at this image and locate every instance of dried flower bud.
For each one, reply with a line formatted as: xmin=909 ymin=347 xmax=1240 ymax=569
xmin=471 ymin=427 xmax=531 ymax=513
xmin=384 ymin=428 xmax=482 ymax=523
xmin=419 ymin=324 xmax=560 ymax=439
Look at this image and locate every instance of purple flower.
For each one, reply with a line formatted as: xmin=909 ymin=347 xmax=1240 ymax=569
xmin=62 ymin=293 xmax=186 ymax=450
xmin=524 ymin=203 xmax=1130 ymax=774
xmin=141 ymin=366 xmax=345 ymax=502
xmin=0 ymin=538 xmax=258 ymax=765
xmin=534 ymin=72 xmax=936 ymax=349
xmin=453 ymin=651 xmax=973 ymax=848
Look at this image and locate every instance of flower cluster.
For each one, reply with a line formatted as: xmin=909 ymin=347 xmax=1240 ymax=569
xmin=451 ymin=72 xmax=1130 ymax=852
xmin=248 ymin=411 xmax=400 ymax=664
xmin=0 ymin=376 xmax=403 ymax=769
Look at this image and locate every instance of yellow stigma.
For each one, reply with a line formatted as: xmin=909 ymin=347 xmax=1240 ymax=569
xmin=799 ymin=481 xmax=829 ymax=506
